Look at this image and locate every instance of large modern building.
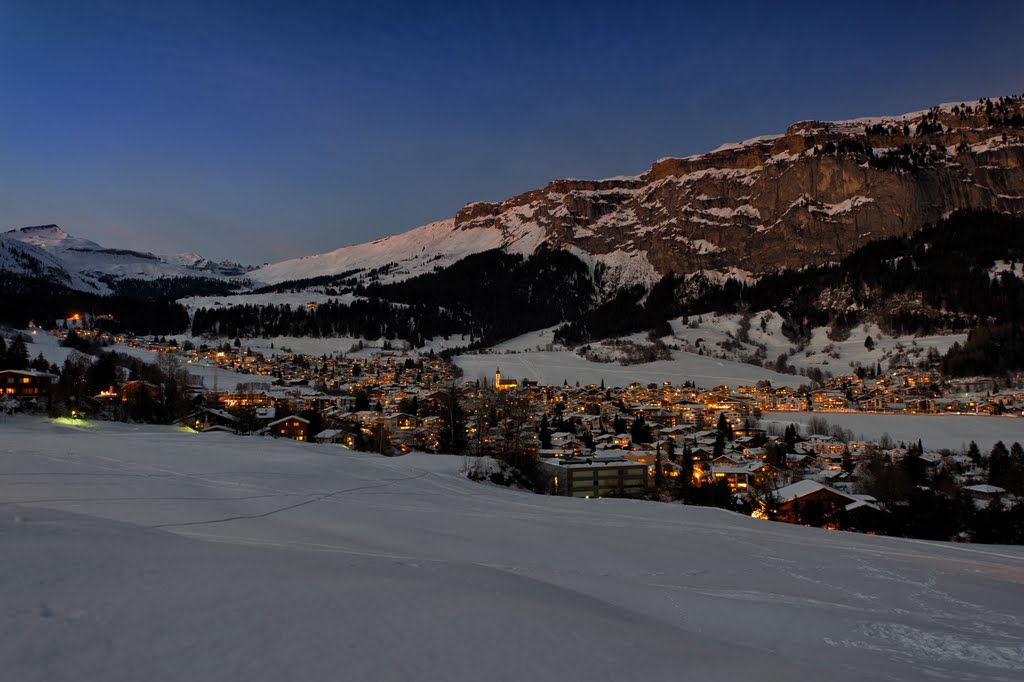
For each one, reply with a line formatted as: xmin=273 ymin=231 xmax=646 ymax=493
xmin=543 ymin=454 xmax=647 ymax=498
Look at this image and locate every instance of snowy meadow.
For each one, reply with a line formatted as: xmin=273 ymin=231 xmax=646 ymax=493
xmin=1 ymin=417 xmax=1023 ymax=681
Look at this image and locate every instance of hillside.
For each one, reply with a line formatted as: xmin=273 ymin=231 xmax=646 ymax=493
xmin=191 ymin=211 xmax=1024 ymax=376
xmin=3 ymin=418 xmax=1023 ymax=681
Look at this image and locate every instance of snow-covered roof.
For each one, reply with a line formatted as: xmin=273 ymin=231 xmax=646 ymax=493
xmin=314 ymin=429 xmax=346 ymax=439
xmin=544 ymin=456 xmax=645 ymax=470
xmin=773 ymin=480 xmax=858 ymax=504
xmin=0 ymin=369 xmax=58 ymax=379
xmin=964 ymin=484 xmax=1006 ymax=494
xmin=267 ymin=415 xmax=310 ymax=427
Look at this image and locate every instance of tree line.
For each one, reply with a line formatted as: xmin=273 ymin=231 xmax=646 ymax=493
xmin=556 ymin=210 xmax=1024 ymax=376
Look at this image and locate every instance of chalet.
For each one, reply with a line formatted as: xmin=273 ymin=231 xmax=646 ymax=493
xmin=772 ymin=480 xmax=882 ymax=525
xmin=742 ymin=446 xmax=767 ymax=460
xmin=964 ymin=484 xmax=1007 ymax=508
xmin=351 ymin=410 xmax=384 ymax=427
xmin=269 ymin=415 xmax=310 ymax=441
xmin=905 ymin=398 xmax=936 ymax=413
xmin=802 ymin=435 xmax=847 ymax=456
xmin=313 ymin=429 xmax=352 ymax=446
xmin=816 ymin=451 xmax=845 ymax=470
xmin=859 ymin=396 xmax=884 ymax=411
xmin=543 ymin=454 xmax=647 ymax=498
xmin=396 ymin=426 xmax=437 ymax=452
xmin=121 ymin=380 xmax=161 ymax=402
xmin=659 ymin=425 xmax=692 ymax=442
xmin=0 ymin=369 xmax=57 ymax=398
xmin=812 ymin=390 xmax=851 ymax=411
xmin=711 ymin=461 xmax=783 ymax=491
xmin=685 ymin=430 xmax=720 ymax=448
xmin=185 ymin=408 xmax=238 ymax=432
xmin=768 ymin=391 xmax=808 ymax=411
xmin=815 ymin=469 xmax=851 ymax=485
xmin=786 ymin=453 xmax=813 ymax=468
xmin=690 ymin=446 xmax=715 ymax=461
xmin=382 ymin=412 xmax=418 ymax=433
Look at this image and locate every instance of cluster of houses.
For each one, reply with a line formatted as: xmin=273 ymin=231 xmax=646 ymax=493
xmin=6 ymin=329 xmax=1022 ymax=519
xmin=748 ymin=370 xmax=1020 ymax=415
xmin=539 ymin=418 xmax=1017 ymax=525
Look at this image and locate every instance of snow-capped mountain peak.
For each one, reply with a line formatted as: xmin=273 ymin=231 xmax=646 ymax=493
xmin=8 ymin=224 xmax=101 ymax=251
xmin=1 ymin=225 xmax=254 ymax=292
xmin=173 ymin=252 xmax=210 ymax=268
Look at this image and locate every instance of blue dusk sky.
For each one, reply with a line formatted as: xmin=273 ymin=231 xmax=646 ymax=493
xmin=1 ymin=0 xmax=1022 ymax=263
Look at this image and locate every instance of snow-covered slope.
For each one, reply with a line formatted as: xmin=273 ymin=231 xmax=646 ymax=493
xmin=762 ymin=411 xmax=1024 ymax=453
xmin=2 ymin=418 xmax=1022 ymax=681
xmin=661 ymin=312 xmax=969 ymax=375
xmin=249 ymin=217 xmax=551 ymax=286
xmin=2 ymin=225 xmax=252 ymax=292
xmin=250 ymin=219 xmax=501 ymax=285
xmin=455 ymin=347 xmax=799 ymax=389
xmin=0 ymin=231 xmax=102 ymax=291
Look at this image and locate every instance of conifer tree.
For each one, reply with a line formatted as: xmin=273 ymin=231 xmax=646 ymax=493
xmin=538 ymin=414 xmax=552 ymax=449
xmin=8 ymin=335 xmax=29 ymax=370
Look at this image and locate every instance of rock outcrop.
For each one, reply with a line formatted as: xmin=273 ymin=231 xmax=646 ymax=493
xmin=452 ymin=95 xmax=1024 ymax=280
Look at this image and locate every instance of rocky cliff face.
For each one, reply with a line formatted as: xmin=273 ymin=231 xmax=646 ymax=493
xmin=450 ymin=96 xmax=1024 ymax=283
xmin=245 ymin=96 xmax=1024 ymax=291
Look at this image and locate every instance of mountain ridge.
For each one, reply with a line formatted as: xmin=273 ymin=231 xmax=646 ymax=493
xmin=1 ymin=224 xmax=254 ymax=293
xmin=248 ymin=94 xmax=1024 ymax=290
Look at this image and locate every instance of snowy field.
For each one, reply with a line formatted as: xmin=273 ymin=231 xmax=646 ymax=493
xmin=667 ymin=313 xmax=968 ymax=374
xmin=177 ymin=291 xmax=360 ymax=315
xmin=103 ymin=343 xmax=252 ymax=392
xmin=2 ymin=329 xmax=255 ymax=392
xmin=764 ymin=411 xmax=1024 ymax=452
xmin=2 ymin=418 xmax=1023 ymax=682
xmin=455 ymin=349 xmax=798 ymax=389
xmin=9 ymin=329 xmax=81 ymax=367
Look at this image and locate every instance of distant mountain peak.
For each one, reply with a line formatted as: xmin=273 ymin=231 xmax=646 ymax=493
xmin=174 ymin=252 xmax=208 ymax=267
xmin=0 ymin=224 xmax=254 ymax=292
